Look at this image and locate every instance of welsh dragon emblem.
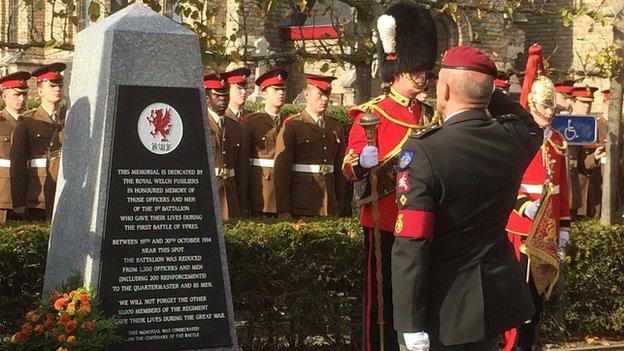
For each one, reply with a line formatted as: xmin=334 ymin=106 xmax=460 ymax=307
xmin=146 ymin=108 xmax=172 ymax=142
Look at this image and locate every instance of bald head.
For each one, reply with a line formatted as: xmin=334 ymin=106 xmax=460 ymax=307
xmin=436 ymin=68 xmax=494 ymax=118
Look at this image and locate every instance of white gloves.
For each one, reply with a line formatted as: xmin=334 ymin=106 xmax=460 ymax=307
xmin=359 ymin=145 xmax=379 ymax=169
xmin=558 ymin=230 xmax=570 ymax=248
xmin=524 ymin=200 xmax=540 ymax=220
xmin=404 ymin=332 xmax=430 ymax=351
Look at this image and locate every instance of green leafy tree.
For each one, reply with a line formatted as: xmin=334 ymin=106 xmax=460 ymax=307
xmin=3 ymin=0 xmax=616 ymax=103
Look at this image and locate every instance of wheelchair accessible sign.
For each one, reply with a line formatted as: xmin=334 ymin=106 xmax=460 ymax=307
xmin=551 ymin=114 xmax=597 ymax=145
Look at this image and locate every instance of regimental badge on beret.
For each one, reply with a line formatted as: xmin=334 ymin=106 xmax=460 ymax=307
xmin=398 ymin=150 xmax=414 ymax=170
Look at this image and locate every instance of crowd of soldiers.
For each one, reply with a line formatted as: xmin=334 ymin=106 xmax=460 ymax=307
xmin=0 ymin=63 xmax=65 ymax=223
xmin=0 ymin=0 xmax=619 ymax=349
xmin=203 ymin=68 xmax=345 ymax=220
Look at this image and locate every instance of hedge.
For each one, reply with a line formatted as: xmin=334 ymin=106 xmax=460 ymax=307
xmin=1 ymin=219 xmax=622 ymax=349
xmin=0 ymin=223 xmax=49 ymax=338
xmin=542 ymin=220 xmax=624 ymax=341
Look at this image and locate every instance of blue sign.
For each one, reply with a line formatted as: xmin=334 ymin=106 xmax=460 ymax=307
xmin=551 ymin=114 xmax=597 ymax=145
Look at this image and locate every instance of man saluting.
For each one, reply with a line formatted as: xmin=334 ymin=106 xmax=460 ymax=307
xmin=392 ymin=46 xmax=540 ymax=351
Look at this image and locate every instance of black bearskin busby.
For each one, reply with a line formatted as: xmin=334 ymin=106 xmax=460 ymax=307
xmin=377 ymin=0 xmax=438 ymax=83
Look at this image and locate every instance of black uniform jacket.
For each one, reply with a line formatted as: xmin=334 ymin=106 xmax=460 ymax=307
xmin=391 ymin=90 xmax=542 ymax=346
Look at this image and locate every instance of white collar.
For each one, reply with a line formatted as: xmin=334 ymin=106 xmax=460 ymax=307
xmin=264 ymin=107 xmax=281 ymax=120
xmin=305 ymin=107 xmax=322 ymax=124
xmin=228 ymin=105 xmax=241 ymax=118
xmin=443 ymin=109 xmax=469 ymax=123
xmin=4 ymin=109 xmax=19 ymax=120
xmin=208 ymin=108 xmax=224 ymax=126
xmin=41 ymin=104 xmax=56 ymax=120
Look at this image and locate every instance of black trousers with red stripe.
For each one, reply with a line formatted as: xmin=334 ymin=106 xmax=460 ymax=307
xmin=362 ymin=228 xmax=399 ymax=351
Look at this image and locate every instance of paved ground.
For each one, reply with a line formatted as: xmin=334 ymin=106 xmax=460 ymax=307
xmin=546 ymin=342 xmax=624 ymax=350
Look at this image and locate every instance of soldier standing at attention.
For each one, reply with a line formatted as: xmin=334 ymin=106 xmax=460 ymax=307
xmin=0 ymin=71 xmax=30 ymax=222
xmin=274 ymin=74 xmax=345 ymax=219
xmin=341 ymin=2 xmax=438 ymax=350
xmin=568 ymin=86 xmax=605 ymax=218
xmin=553 ymin=80 xmax=574 ymax=114
xmin=11 ymin=62 xmax=66 ymax=220
xmin=225 ymin=67 xmax=251 ymax=120
xmin=204 ymin=73 xmax=246 ymax=220
xmin=391 ymin=46 xmax=540 ymax=351
xmin=240 ymin=68 xmax=288 ymax=216
xmin=503 ymin=44 xmax=570 ymax=351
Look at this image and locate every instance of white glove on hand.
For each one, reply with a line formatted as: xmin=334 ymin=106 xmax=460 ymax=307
xmin=359 ymin=145 xmax=379 ymax=169
xmin=558 ymin=230 xmax=570 ymax=248
xmin=404 ymin=332 xmax=429 ymax=351
xmin=524 ymin=200 xmax=540 ymax=220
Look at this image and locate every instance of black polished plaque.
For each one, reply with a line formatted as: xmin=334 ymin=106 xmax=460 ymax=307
xmin=100 ymin=85 xmax=233 ymax=350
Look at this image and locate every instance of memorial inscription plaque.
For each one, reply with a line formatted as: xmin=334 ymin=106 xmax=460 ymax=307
xmin=100 ymin=86 xmax=231 ymax=350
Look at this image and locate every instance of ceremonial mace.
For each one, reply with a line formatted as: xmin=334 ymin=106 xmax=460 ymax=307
xmin=359 ymin=111 xmax=385 ymax=351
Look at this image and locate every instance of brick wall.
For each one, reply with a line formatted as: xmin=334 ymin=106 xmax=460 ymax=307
xmin=1 ymin=0 xmax=618 ymax=110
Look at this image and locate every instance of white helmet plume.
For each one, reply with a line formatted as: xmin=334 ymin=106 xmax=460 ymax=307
xmin=377 ymin=14 xmax=397 ymax=60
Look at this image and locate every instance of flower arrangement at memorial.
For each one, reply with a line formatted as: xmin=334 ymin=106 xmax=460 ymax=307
xmin=6 ymin=287 xmax=118 ymax=351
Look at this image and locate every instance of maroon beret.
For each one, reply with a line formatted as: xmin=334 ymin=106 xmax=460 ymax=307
xmin=441 ymin=46 xmax=498 ymax=77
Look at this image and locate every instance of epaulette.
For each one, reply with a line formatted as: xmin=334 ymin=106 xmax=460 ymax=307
xmin=493 ymin=113 xmax=519 ymax=123
xmin=349 ymin=94 xmax=387 ymax=118
xmin=283 ymin=114 xmax=300 ymax=126
xmin=410 ymin=125 xmax=441 ymax=139
xmin=21 ymin=108 xmax=36 ymax=117
xmin=241 ymin=111 xmax=260 ymax=123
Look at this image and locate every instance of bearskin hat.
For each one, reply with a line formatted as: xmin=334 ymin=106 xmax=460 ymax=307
xmin=377 ymin=0 xmax=438 ymax=83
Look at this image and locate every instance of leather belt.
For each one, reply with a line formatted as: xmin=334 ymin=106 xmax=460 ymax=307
xmin=215 ymin=168 xmax=235 ymax=179
xmin=292 ymin=164 xmax=334 ymax=174
xmin=519 ymin=184 xmax=560 ymax=195
xmin=251 ymin=158 xmax=274 ymax=168
xmin=29 ymin=158 xmax=47 ymax=168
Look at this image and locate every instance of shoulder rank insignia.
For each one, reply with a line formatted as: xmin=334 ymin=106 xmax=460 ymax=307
xmin=369 ymin=94 xmax=386 ymax=105
xmin=21 ymin=108 xmax=36 ymax=117
xmin=398 ymin=150 xmax=414 ymax=170
xmin=283 ymin=114 xmax=299 ymax=125
xmin=411 ymin=125 xmax=441 ymax=139
xmin=494 ymin=113 xmax=519 ymax=123
xmin=349 ymin=94 xmax=386 ymax=117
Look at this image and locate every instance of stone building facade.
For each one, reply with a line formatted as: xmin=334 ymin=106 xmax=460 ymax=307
xmin=0 ymin=0 xmax=617 ymax=112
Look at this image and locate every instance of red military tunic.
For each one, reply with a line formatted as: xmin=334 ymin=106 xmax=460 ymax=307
xmin=342 ymin=88 xmax=423 ymax=231
xmin=506 ymin=129 xmax=571 ymax=253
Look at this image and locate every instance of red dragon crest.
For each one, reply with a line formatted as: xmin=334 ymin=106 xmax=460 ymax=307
xmin=147 ymin=108 xmax=172 ymax=142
